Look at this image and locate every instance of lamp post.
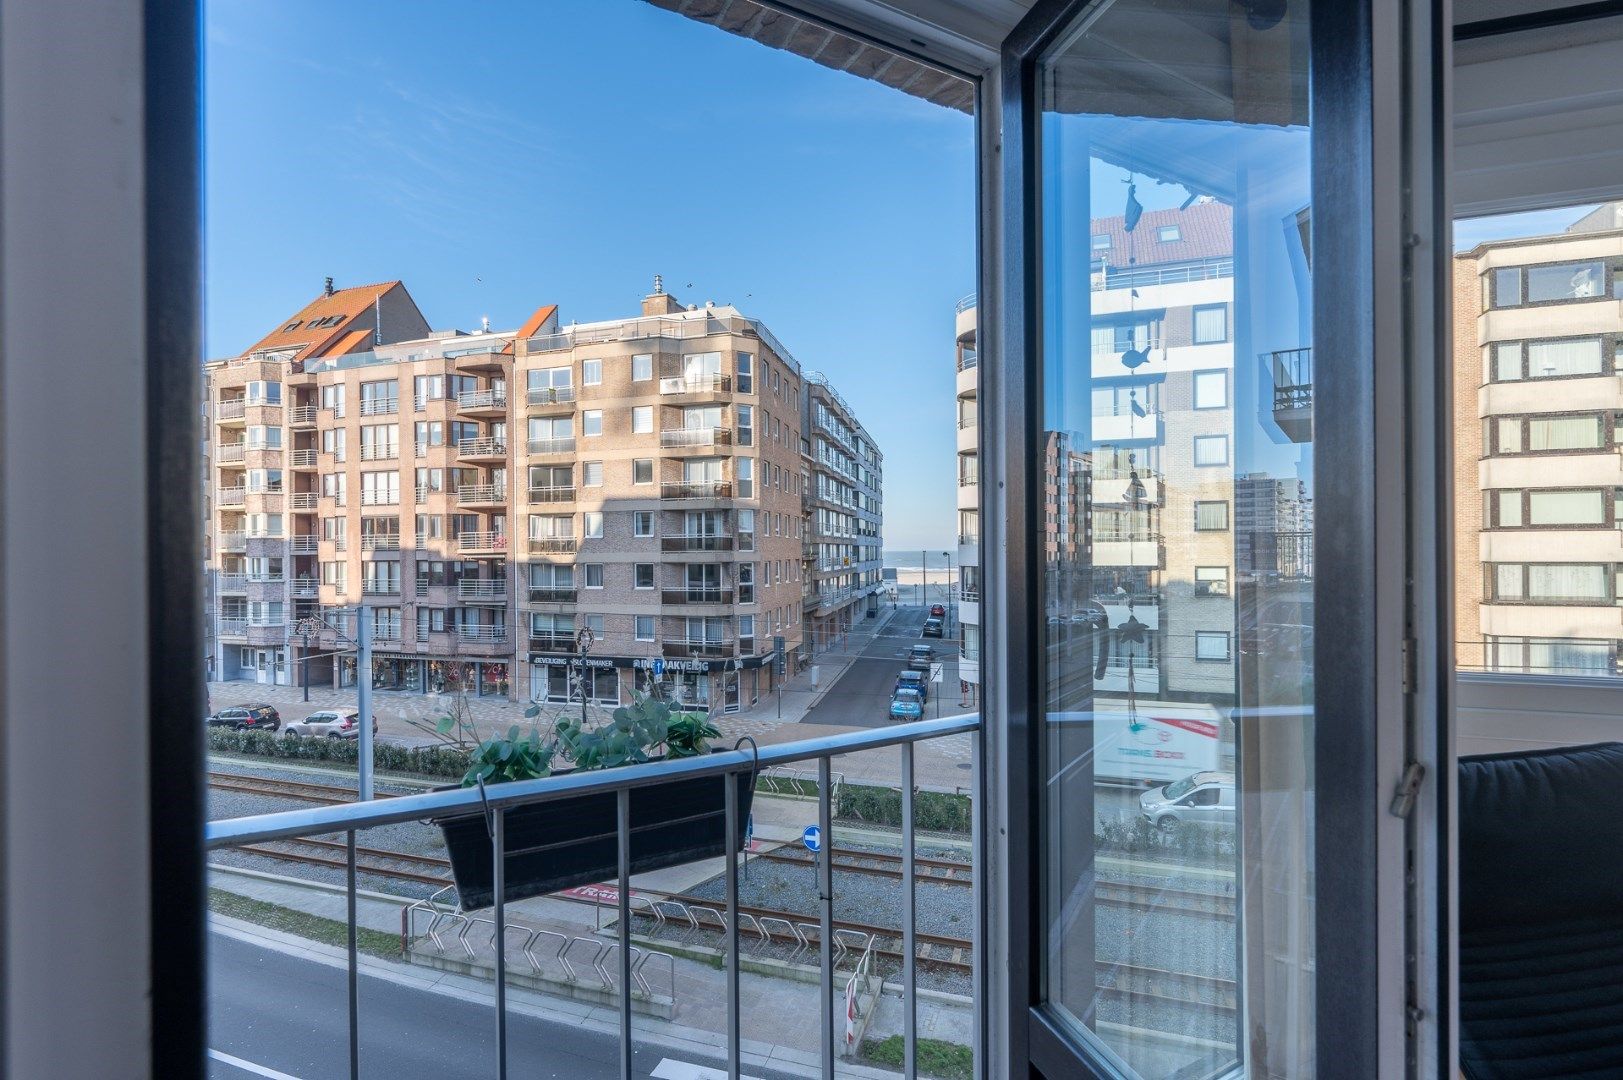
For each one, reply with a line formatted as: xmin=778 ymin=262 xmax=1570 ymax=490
xmin=943 ymin=550 xmax=954 ymax=631
xmin=575 ymin=626 xmax=596 ymax=729
xmin=301 ymin=624 xmax=313 ymax=702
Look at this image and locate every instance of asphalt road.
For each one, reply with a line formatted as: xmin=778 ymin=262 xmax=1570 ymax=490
xmin=799 ymin=606 xmax=960 ymax=728
xmin=208 ymin=931 xmax=802 ymax=1080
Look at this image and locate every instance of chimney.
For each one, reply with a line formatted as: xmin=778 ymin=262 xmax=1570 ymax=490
xmin=641 ymin=273 xmax=682 ymax=317
xmin=324 ymin=276 xmax=334 ymax=297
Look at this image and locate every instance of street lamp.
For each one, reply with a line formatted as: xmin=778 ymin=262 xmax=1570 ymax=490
xmin=574 ymin=626 xmax=596 ymax=729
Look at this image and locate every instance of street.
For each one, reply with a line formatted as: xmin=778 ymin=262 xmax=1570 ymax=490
xmin=208 ymin=930 xmax=802 ymax=1080
xmin=800 ymin=605 xmax=961 ymax=728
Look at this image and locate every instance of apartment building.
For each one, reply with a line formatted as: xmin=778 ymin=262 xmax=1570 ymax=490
xmin=800 ymin=374 xmax=884 ymax=653
xmin=955 ymin=297 xmax=981 ymax=697
xmin=1456 ymin=203 xmax=1623 ymax=678
xmin=206 ymin=278 xmax=820 ymax=712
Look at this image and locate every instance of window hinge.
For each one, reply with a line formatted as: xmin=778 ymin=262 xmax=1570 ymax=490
xmin=1389 ymin=762 xmax=1426 ymax=819
xmin=1401 ymin=636 xmax=1417 ymax=695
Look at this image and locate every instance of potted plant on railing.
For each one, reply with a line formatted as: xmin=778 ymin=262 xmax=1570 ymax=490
xmin=421 ymin=692 xmax=750 ymax=910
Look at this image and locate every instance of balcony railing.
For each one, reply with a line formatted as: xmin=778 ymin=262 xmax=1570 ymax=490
xmin=359 ymin=398 xmax=398 ymax=417
xmin=659 ymin=428 xmax=732 ymax=449
xmin=527 ymin=485 xmax=576 ymax=504
xmin=659 ymin=374 xmax=731 ymax=395
xmin=218 ymin=532 xmax=246 ymax=551
xmin=360 ymin=445 xmax=398 ymax=461
xmin=205 ymin=716 xmax=978 ymax=1079
xmin=288 ymin=404 xmax=317 ymax=426
xmin=526 ymin=437 xmax=576 ymax=455
xmin=456 ymin=484 xmax=504 ymax=505
xmin=525 ymin=386 xmax=576 ymax=407
xmin=457 ymin=579 xmax=508 ymax=602
xmin=527 ymin=536 xmax=576 ymax=554
xmin=216 ymin=399 xmax=246 ymax=421
xmin=528 ymin=631 xmax=575 ymax=652
xmin=290 ymin=535 xmax=319 ymax=554
xmin=217 ymin=486 xmax=246 ymax=507
xmin=361 ymin=581 xmax=401 ymax=596
xmin=660 ymin=588 xmax=733 ymax=606
xmin=216 ymin=573 xmax=247 ymax=592
xmin=289 ymin=492 xmax=318 ymax=510
xmin=457 ymin=531 xmax=508 ymax=553
xmin=661 ymin=481 xmax=732 ymax=500
xmin=289 ymin=449 xmax=318 ymax=468
xmin=457 ymin=388 xmax=508 ymax=411
xmin=661 ymin=534 xmax=733 ymax=552
xmin=360 ymin=534 xmax=401 ymax=552
xmin=217 ymin=443 xmax=245 ymax=464
xmin=662 ymin=638 xmax=735 ymax=658
xmin=457 ymin=437 xmax=507 ymax=459
xmin=455 ymin=624 xmax=508 ymax=643
xmin=216 ymin=617 xmax=247 ymax=637
xmin=526 ymin=586 xmax=576 ymax=604
xmin=291 ymin=578 xmax=318 ymax=598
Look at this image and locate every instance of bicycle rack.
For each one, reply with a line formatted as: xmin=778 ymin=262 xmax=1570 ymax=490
xmin=522 ymin=929 xmax=569 ymax=977
xmin=654 ymin=899 xmax=697 ymax=930
xmin=758 ymin=916 xmax=806 ymax=957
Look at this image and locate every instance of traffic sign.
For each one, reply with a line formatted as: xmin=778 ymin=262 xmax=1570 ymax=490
xmin=802 ymin=825 xmax=821 ymax=852
xmin=929 ymin=662 xmax=944 ymax=683
xmin=652 ymin=658 xmax=665 ymax=677
xmin=774 ymin=635 xmax=787 ymax=676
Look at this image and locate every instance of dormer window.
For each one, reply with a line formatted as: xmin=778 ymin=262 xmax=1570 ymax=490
xmin=1157 ymin=225 xmax=1181 ymax=242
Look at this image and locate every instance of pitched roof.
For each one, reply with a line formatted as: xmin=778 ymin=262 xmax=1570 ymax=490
xmin=243 ymin=281 xmax=401 ymax=361
xmin=1090 ymin=200 xmax=1234 ymax=267
xmin=502 ymin=303 xmax=560 ymax=355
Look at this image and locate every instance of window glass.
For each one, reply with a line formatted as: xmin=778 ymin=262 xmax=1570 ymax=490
xmin=1495 ymin=563 xmax=1524 ymax=599
xmin=1493 ymin=342 xmax=1521 ymax=382
xmin=1194 ymin=630 xmax=1229 ymax=661
xmin=583 ymin=410 xmax=602 ymax=436
xmin=1192 ymin=370 xmax=1227 ymax=410
xmin=1528 ymin=338 xmax=1603 ymax=377
xmin=632 ymin=406 xmax=652 ymax=434
xmin=582 ymin=359 xmax=602 ymax=386
xmin=1527 ymin=564 xmax=1607 ymax=601
xmin=1194 ymin=500 xmax=1229 ymax=530
xmin=1192 ymin=305 xmax=1227 ymax=344
xmin=632 ymin=354 xmax=653 ymax=382
xmin=1525 ymin=260 xmax=1604 ymax=302
xmin=1528 ymin=490 xmax=1605 ymax=526
xmin=1496 ymin=490 xmax=1523 ymax=527
xmin=1492 ymin=266 xmax=1522 ymax=307
xmin=583 ymin=564 xmax=603 ymax=588
xmin=635 ymin=616 xmax=655 ymax=641
xmin=583 ymin=512 xmax=603 ymax=538
xmin=1193 ymin=435 xmax=1228 ymax=466
xmin=1529 ymin=416 xmax=1603 ymax=451
xmin=633 ymin=458 xmax=653 ymax=484
xmin=1495 ymin=417 xmax=1522 ymax=455
xmin=582 ymin=461 xmax=603 ymax=487
xmin=634 ymin=564 xmax=654 ymax=588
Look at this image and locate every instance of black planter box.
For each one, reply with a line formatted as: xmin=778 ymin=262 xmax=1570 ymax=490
xmin=434 ymin=767 xmax=755 ymax=910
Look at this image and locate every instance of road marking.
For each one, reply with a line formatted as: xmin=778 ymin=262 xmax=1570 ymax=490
xmin=208 ymin=1049 xmax=304 ymax=1079
xmin=651 ymin=1058 xmax=764 ymax=1080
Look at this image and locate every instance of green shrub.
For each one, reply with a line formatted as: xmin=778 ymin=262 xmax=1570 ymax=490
xmin=861 ymin=1035 xmax=973 ymax=1080
xmin=1094 ymin=815 xmax=1238 ymax=859
xmin=836 ymin=784 xmax=973 ymax=834
xmin=207 ymin=728 xmax=471 ymax=780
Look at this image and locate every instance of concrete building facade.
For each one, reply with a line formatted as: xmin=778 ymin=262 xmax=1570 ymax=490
xmin=205 ymin=279 xmax=859 ymax=713
xmin=800 ymin=374 xmax=884 ymax=655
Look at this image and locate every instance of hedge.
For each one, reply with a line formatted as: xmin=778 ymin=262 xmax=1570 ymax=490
xmin=836 ymin=784 xmax=973 ymax=834
xmin=207 ymin=728 xmax=471 ymax=780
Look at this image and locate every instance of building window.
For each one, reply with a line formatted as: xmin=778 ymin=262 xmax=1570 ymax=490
xmin=1156 ymin=224 xmax=1180 ymax=242
xmin=583 ymin=410 xmax=602 ymax=436
xmin=1090 ymin=232 xmax=1111 ymax=250
xmin=738 ymin=459 xmax=754 ymax=499
xmin=1193 ymin=435 xmax=1229 ymax=467
xmin=1491 ymin=563 xmax=1610 ymax=603
xmin=1529 ymin=416 xmax=1605 ymax=451
xmin=736 ymin=353 xmax=753 ymax=393
xmin=632 ymin=406 xmax=653 ymax=434
xmin=633 ymin=511 xmax=654 ymax=537
xmin=583 ymin=564 xmax=603 ymax=589
xmin=582 ymin=461 xmax=603 ymax=487
xmin=583 ymin=512 xmax=603 ymax=539
xmin=1195 ymin=566 xmax=1229 ymax=596
xmin=1494 ymin=490 xmax=1523 ymax=528
xmin=1494 ymin=417 xmax=1522 ymax=455
xmin=1527 ymin=338 xmax=1604 ymax=378
xmin=634 ymin=563 xmax=654 ymax=589
xmin=1527 ymin=490 xmax=1605 ymax=526
xmin=631 ymin=353 xmax=653 ymax=382
xmin=1491 ymin=266 xmax=1522 ymax=308
xmin=1192 ymin=370 xmax=1227 ymax=410
xmin=582 ymin=359 xmax=602 ymax=386
xmin=583 ymin=613 xmax=605 ymax=635
xmin=633 ymin=458 xmax=653 ymax=485
xmin=1490 ymin=342 xmax=1521 ymax=382
xmin=1527 ymin=260 xmax=1605 ymax=303
xmin=1195 ymin=631 xmax=1230 ymax=661
xmin=1194 ymin=501 xmax=1229 ymax=531
xmin=635 ymin=616 xmax=655 ymax=641
xmin=1192 ymin=304 xmax=1228 ymax=344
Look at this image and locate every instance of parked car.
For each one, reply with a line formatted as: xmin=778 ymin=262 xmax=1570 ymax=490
xmin=207 ymin=704 xmax=280 ymax=732
xmin=283 ymin=709 xmax=374 ymax=740
xmin=922 ymin=617 xmax=945 ymax=638
xmin=889 ymin=688 xmax=925 ymax=720
xmin=907 ymin=644 xmax=935 ymax=671
xmin=1139 ymin=771 xmax=1235 ymax=833
xmin=929 ymin=603 xmax=946 ymax=618
xmin=895 ymin=669 xmax=929 ymax=702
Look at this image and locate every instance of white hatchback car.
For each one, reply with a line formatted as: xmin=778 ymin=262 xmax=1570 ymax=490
xmin=282 ymin=709 xmax=362 ymax=740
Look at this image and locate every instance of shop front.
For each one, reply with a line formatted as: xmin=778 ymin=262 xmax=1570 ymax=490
xmin=526 ymin=652 xmax=775 ymax=714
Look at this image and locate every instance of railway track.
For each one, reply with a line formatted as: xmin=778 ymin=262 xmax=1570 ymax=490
xmin=230 ymin=835 xmax=452 ymax=887
xmin=208 ymin=771 xmax=390 ymax=805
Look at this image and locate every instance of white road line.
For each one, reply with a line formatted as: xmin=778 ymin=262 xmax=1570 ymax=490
xmin=651 ymin=1058 xmax=764 ymax=1080
xmin=208 ymin=1048 xmax=304 ymax=1079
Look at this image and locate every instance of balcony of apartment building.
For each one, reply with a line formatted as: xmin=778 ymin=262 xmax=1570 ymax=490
xmin=524 ymin=384 xmax=576 ymax=414
xmin=288 ymin=446 xmax=318 ymax=470
xmin=452 ymin=529 xmax=508 ymax=556
xmin=287 ymin=402 xmax=317 ymax=429
xmin=288 ymin=534 xmax=319 ymax=555
xmin=1091 ymin=403 xmax=1165 ymax=444
xmin=526 ymin=535 xmax=575 ymax=556
xmin=450 ymin=344 xmax=509 ymax=374
xmin=659 ymin=582 xmax=735 ymax=610
xmin=456 ymin=435 xmax=508 ymax=462
xmin=662 ymin=636 xmax=735 ymax=659
xmin=289 ymin=575 xmax=318 ymax=600
xmin=661 ymin=480 xmax=732 ymax=502
xmin=454 ymin=622 xmax=510 ymax=653
xmin=359 ymin=532 xmax=401 ymax=554
xmin=287 ymin=489 xmax=318 ymax=512
xmin=660 ymin=531 xmax=734 ymax=554
xmin=525 ymin=435 xmax=576 ymax=457
xmin=527 ymin=629 xmax=575 ymax=654
xmin=455 ymin=385 xmax=508 ymax=418
xmin=217 ymin=530 xmax=247 ymax=553
xmin=659 ymin=426 xmax=733 ymax=453
xmin=1092 ymin=526 xmax=1166 ymax=568
xmin=217 ymin=483 xmax=246 ymax=509
xmin=455 ymin=481 xmax=506 ymax=510
xmin=456 ymin=577 xmax=509 ymax=605
xmin=658 ymin=372 xmax=731 ymax=401
xmin=216 ymin=614 xmax=247 ymax=640
xmin=1269 ymin=346 xmax=1313 ymax=443
xmin=1091 ymin=465 xmax=1162 ymax=506
xmin=215 ymin=394 xmax=247 ymax=425
xmin=525 ymin=583 xmax=576 ymax=606
xmin=526 ymin=482 xmax=576 ymax=505
xmin=216 ymin=439 xmax=245 ymax=465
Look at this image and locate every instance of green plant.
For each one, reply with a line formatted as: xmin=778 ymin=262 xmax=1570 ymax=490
xmin=207 ymin=728 xmax=472 ymax=779
xmin=861 ymin=1035 xmax=973 ymax=1080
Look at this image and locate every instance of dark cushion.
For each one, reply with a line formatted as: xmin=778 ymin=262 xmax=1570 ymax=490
xmin=1459 ymin=743 xmax=1623 ymax=1079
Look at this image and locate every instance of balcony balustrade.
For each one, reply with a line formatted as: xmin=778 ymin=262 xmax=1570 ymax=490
xmin=289 ymin=535 xmax=319 ymax=554
xmin=289 ymin=449 xmax=318 ymax=468
xmin=217 ymin=443 xmax=245 ymax=464
xmin=660 ymin=588 xmax=733 ymax=606
xmin=525 ymin=386 xmax=577 ymax=408
xmin=659 ymin=428 xmax=732 ymax=449
xmin=456 ymin=624 xmax=508 ymax=643
xmin=659 ymin=374 xmax=730 ymax=395
xmin=526 ymin=587 xmax=576 ymax=604
xmin=360 ymin=534 xmax=401 ymax=553
xmin=527 ymin=485 xmax=575 ymax=504
xmin=360 ymin=445 xmax=399 ymax=461
xmin=457 ymin=579 xmax=508 ymax=602
xmin=456 ymin=388 xmax=508 ymax=412
xmin=661 ymin=534 xmax=733 ymax=552
xmin=457 ymin=531 xmax=508 ymax=554
xmin=527 ymin=536 xmax=577 ymax=555
xmin=216 ymin=617 xmax=247 ymax=637
xmin=456 ymin=484 xmax=505 ymax=506
xmin=216 ymin=399 xmax=246 ymax=422
xmin=361 ymin=581 xmax=401 ymax=596
xmin=526 ymin=437 xmax=576 ymax=456
xmin=216 ymin=573 xmax=247 ymax=592
xmin=457 ymin=437 xmax=507 ymax=460
xmin=661 ymin=638 xmax=736 ymax=658
xmin=289 ymin=492 xmax=318 ymax=510
xmin=217 ymin=486 xmax=245 ymax=507
xmin=291 ymin=578 xmax=319 ymax=598
xmin=661 ymin=480 xmax=732 ymax=500
xmin=528 ymin=631 xmax=575 ymax=652
xmin=359 ymin=398 xmax=398 ymax=417
xmin=288 ymin=404 xmax=317 ymax=426
xmin=218 ymin=532 xmax=246 ymax=552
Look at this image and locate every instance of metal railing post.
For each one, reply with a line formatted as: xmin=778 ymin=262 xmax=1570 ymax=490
xmin=724 ymin=772 xmax=742 ymax=1080
xmin=357 ymin=606 xmax=373 ymax=800
xmin=618 ymin=788 xmax=634 ymax=1080
xmin=346 ymin=831 xmax=359 ymax=1080
xmin=819 ymin=755 xmax=835 ymax=1078
xmin=493 ymin=807 xmax=508 ymax=1080
xmin=902 ymin=744 xmax=917 ymax=1080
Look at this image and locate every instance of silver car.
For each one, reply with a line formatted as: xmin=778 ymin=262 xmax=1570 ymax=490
xmin=1139 ymin=771 xmax=1235 ymax=833
xmin=282 ymin=709 xmax=362 ymax=740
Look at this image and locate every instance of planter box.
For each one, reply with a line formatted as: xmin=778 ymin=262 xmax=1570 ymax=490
xmin=435 ymin=766 xmax=755 ymax=910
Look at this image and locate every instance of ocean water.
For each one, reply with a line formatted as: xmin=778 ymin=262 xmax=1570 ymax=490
xmin=883 ymin=549 xmax=961 ymax=571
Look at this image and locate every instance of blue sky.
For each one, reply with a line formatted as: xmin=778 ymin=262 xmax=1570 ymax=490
xmin=205 ymin=0 xmax=975 ymax=551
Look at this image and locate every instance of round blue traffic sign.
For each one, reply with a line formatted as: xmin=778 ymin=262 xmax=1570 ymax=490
xmin=803 ymin=825 xmax=821 ymax=852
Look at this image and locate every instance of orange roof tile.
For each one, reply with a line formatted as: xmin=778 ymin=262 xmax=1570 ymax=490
xmin=316 ymin=328 xmax=374 ymax=358
xmin=502 ymin=303 xmax=559 ymax=354
xmin=243 ymin=281 xmax=401 ymax=360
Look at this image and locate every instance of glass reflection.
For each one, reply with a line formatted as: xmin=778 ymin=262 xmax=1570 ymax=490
xmin=1037 ymin=2 xmax=1315 ymax=1077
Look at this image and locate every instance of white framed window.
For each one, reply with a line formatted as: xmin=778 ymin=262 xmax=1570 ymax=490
xmin=632 ymin=406 xmax=653 ymax=434
xmin=634 ymin=563 xmax=655 ymax=589
xmin=582 ymin=461 xmax=604 ymax=487
xmin=1495 ymin=489 xmax=1524 ymax=528
xmin=1192 ymin=304 xmax=1227 ymax=344
xmin=1195 ymin=501 xmax=1228 ymax=530
xmin=1195 ymin=566 xmax=1229 ymax=596
xmin=736 ymin=353 xmax=753 ymax=393
xmin=1491 ymin=342 xmax=1521 ymax=382
xmin=1528 ymin=338 xmax=1604 ymax=378
xmin=635 ymin=616 xmax=655 ymax=641
xmin=321 ymin=428 xmax=346 ymax=460
xmin=582 ymin=359 xmax=602 ymax=386
xmin=1527 ymin=490 xmax=1605 ymax=526
xmin=320 ymin=384 xmax=346 ymax=415
xmin=1193 ymin=370 xmax=1227 ymax=410
xmin=633 ymin=458 xmax=653 ymax=485
xmin=1529 ymin=416 xmax=1604 ymax=451
xmin=1090 ymin=232 xmax=1111 ymax=250
xmin=632 ymin=354 xmax=653 ymax=382
xmin=583 ymin=512 xmax=603 ymax=539
xmin=583 ymin=564 xmax=604 ymax=588
xmin=245 ymin=380 xmax=282 ymax=405
xmin=361 ymin=471 xmax=399 ymax=506
xmin=1195 ymin=631 xmax=1230 ymax=661
xmin=1193 ymin=435 xmax=1229 ymax=467
xmin=633 ymin=511 xmax=654 ymax=537
xmin=1157 ymin=224 xmax=1181 ymax=242
xmin=584 ymin=613 xmax=605 ymax=635
xmin=738 ymin=458 xmax=754 ymax=498
xmin=583 ymin=410 xmax=603 ymax=436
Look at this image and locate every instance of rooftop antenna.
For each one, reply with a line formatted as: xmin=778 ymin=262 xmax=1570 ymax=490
xmin=324 ymin=276 xmax=334 ymax=296
xmin=653 ymin=274 xmax=664 ymax=295
xmin=481 ymin=315 xmax=490 ymax=334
